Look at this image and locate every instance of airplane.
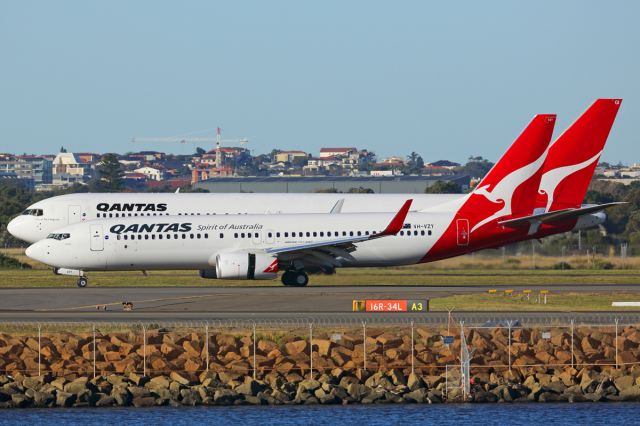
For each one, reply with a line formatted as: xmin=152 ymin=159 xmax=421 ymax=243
xmin=24 ymin=104 xmax=622 ymax=289
xmin=6 ymin=100 xmax=619 ymax=246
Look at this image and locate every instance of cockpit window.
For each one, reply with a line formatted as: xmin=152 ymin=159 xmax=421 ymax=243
xmin=22 ymin=209 xmax=43 ymax=216
xmin=47 ymin=233 xmax=70 ymax=240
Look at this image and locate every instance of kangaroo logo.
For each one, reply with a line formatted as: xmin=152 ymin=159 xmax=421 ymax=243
xmin=538 ymin=151 xmax=601 ymax=212
xmin=470 ymin=145 xmax=550 ymax=233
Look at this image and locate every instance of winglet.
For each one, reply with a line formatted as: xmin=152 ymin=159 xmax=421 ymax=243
xmin=330 ymin=199 xmax=345 ymax=214
xmin=380 ymin=199 xmax=413 ymax=235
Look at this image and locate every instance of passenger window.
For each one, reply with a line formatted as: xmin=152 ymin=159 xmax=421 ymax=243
xmin=291 ymin=232 xmax=295 ymax=237
xmin=400 ymin=231 xmax=404 ymax=236
xmin=182 ymin=234 xmax=186 ymax=239
xmin=343 ymin=231 xmax=347 ymax=236
xmin=357 ymin=231 xmax=361 ymax=236
xmin=124 ymin=235 xmax=128 ymax=240
xmin=219 ymin=233 xmax=224 ymax=239
xmin=284 ymin=232 xmax=288 ymax=237
xmin=306 ymin=232 xmax=310 ymax=237
xmin=197 ymin=234 xmax=201 ymax=239
xmin=190 ymin=234 xmax=194 ymax=239
xmin=204 ymin=233 xmax=208 ymax=239
xmin=349 ymin=231 xmax=354 ymax=236
xmin=144 ymin=235 xmax=149 ymax=240
xmin=174 ymin=234 xmax=178 ymax=239
xmin=320 ymin=232 xmax=324 ymax=237
xmin=234 ymin=233 xmax=238 ymax=238
xmin=276 ymin=232 xmax=280 ymax=238
xmin=241 ymin=233 xmax=245 ymax=238
xmin=138 ymin=235 xmax=142 ymax=240
xmin=268 ymin=232 xmax=273 ymax=238
xmin=254 ymin=233 xmax=258 ymax=238
xmin=117 ymin=235 xmax=121 ymax=240
xmin=151 ymin=234 xmax=155 ymax=240
xmin=159 ymin=234 xmax=163 ymax=240
xmin=428 ymin=230 xmax=432 ymax=236
xmin=312 ymin=232 xmax=317 ymax=237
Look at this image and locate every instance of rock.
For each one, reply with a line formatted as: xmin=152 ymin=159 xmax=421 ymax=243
xmin=285 ymin=340 xmax=308 ymax=356
xmin=95 ymin=394 xmax=115 ymax=407
xmin=619 ymin=385 xmax=640 ymax=401
xmin=11 ymin=393 xmax=31 ymax=408
xmin=127 ymin=386 xmax=150 ymax=398
xmin=614 ymin=375 xmax=635 ymax=392
xmin=128 ymin=373 xmax=149 ymax=387
xmin=473 ymin=390 xmax=498 ymax=403
xmin=406 ymin=372 xmax=424 ymax=391
xmin=213 ymin=389 xmax=238 ymax=404
xmin=170 ymin=372 xmax=191 ymax=386
xmin=298 ymin=379 xmax=321 ymax=393
xmin=22 ymin=376 xmax=42 ymax=391
xmin=32 ymin=391 xmax=54 ymax=407
xmin=388 ymin=369 xmax=406 ymax=386
xmin=235 ymin=380 xmax=262 ymax=396
xmin=50 ymin=377 xmax=67 ymax=391
xmin=111 ymin=386 xmax=131 ymax=406
xmin=132 ymin=396 xmax=156 ymax=407
xmin=346 ymin=383 xmax=369 ymax=400
xmin=148 ymin=375 xmax=171 ymax=390
xmin=64 ymin=377 xmax=90 ymax=395
xmin=313 ymin=339 xmax=333 ymax=357
xmin=404 ymin=388 xmax=427 ymax=403
xmin=55 ymin=391 xmax=75 ymax=407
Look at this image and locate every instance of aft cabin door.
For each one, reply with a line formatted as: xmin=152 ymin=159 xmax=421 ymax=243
xmin=456 ymin=219 xmax=469 ymax=246
xmin=68 ymin=205 xmax=81 ymax=224
xmin=90 ymin=224 xmax=104 ymax=251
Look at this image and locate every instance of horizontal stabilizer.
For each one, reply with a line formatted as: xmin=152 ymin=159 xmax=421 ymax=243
xmin=498 ymin=202 xmax=626 ymax=228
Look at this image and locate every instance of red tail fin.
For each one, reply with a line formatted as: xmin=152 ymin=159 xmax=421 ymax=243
xmin=467 ymin=114 xmax=556 ymax=232
xmin=536 ymin=99 xmax=622 ymax=211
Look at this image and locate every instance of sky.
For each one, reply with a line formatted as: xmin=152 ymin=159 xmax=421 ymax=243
xmin=0 ymin=1 xmax=638 ymax=164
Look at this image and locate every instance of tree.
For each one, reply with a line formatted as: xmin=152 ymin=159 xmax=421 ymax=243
xmin=347 ymin=186 xmax=374 ymax=193
xmin=195 ymin=147 xmax=206 ymax=155
xmin=457 ymin=156 xmax=494 ymax=179
xmin=96 ymin=154 xmax=124 ymax=192
xmin=425 ymin=180 xmax=462 ymax=194
xmin=59 ymin=146 xmax=67 ymax=153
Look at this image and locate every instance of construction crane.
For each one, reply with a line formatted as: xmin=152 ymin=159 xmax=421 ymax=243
xmin=132 ymin=128 xmax=249 ymax=168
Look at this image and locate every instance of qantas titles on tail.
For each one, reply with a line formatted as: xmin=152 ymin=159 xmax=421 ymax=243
xmin=22 ymin=99 xmax=624 ymax=287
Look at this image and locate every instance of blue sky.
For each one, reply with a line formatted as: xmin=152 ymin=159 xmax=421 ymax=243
xmin=1 ymin=1 xmax=638 ymax=163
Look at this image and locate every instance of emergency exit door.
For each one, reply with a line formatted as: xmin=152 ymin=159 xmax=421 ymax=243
xmin=456 ymin=219 xmax=469 ymax=246
xmin=90 ymin=224 xmax=104 ymax=251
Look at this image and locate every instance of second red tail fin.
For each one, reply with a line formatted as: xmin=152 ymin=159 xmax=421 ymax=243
xmin=536 ymin=99 xmax=622 ymax=212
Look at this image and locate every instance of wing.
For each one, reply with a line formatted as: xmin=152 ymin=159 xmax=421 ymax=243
xmin=264 ymin=199 xmax=413 ymax=268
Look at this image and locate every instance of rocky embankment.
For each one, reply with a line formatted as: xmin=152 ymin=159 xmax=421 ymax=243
xmin=1 ymin=324 xmax=640 ymax=406
xmin=3 ymin=366 xmax=640 ymax=408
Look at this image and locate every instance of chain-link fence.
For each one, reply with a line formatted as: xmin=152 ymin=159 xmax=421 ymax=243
xmin=1 ymin=318 xmax=639 ymax=383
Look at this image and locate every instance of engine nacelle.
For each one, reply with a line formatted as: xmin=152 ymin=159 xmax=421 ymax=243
xmin=215 ymin=252 xmax=278 ymax=280
xmin=573 ymin=212 xmax=607 ymax=231
xmin=199 ymin=269 xmax=218 ymax=279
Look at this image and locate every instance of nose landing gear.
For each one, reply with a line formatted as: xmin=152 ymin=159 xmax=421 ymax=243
xmin=77 ymin=277 xmax=88 ymax=288
xmin=281 ymin=270 xmax=309 ymax=287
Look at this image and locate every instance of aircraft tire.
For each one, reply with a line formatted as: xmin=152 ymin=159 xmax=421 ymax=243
xmin=77 ymin=277 xmax=88 ymax=288
xmin=292 ymin=271 xmax=309 ymax=287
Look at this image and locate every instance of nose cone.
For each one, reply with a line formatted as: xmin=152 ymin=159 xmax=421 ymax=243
xmin=7 ymin=216 xmax=39 ymax=244
xmin=25 ymin=241 xmax=47 ymax=264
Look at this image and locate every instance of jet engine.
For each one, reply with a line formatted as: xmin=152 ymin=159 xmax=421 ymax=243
xmin=199 ymin=269 xmax=218 ymax=279
xmin=215 ymin=252 xmax=278 ymax=280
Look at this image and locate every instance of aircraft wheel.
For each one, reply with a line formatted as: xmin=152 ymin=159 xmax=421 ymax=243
xmin=77 ymin=277 xmax=88 ymax=288
xmin=281 ymin=271 xmax=294 ymax=286
xmin=292 ymin=271 xmax=309 ymax=287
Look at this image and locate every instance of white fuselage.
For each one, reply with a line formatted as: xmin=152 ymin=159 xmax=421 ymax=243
xmin=26 ymin=211 xmax=453 ymax=271
xmin=8 ymin=192 xmax=462 ymax=244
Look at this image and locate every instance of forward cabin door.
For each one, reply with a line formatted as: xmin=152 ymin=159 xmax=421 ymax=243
xmin=90 ymin=224 xmax=104 ymax=251
xmin=456 ymin=219 xmax=470 ymax=246
xmin=68 ymin=205 xmax=81 ymax=224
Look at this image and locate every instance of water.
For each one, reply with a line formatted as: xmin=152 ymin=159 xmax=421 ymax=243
xmin=1 ymin=404 xmax=639 ymax=426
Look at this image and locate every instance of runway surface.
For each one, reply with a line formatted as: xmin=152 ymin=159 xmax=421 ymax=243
xmin=0 ymin=284 xmax=639 ymax=324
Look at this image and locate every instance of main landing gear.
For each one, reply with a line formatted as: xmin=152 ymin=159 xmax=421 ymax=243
xmin=281 ymin=270 xmax=309 ymax=287
xmin=77 ymin=277 xmax=88 ymax=288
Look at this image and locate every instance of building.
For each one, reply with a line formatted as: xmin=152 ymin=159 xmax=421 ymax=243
xmin=319 ymin=148 xmax=357 ymax=159
xmin=0 ymin=155 xmax=52 ymax=185
xmin=134 ymin=166 xmax=165 ymax=181
xmin=274 ymin=151 xmax=308 ymax=163
xmin=194 ymin=174 xmax=470 ymax=194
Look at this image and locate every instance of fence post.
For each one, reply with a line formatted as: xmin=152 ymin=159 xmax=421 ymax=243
xmin=93 ymin=324 xmax=96 ymax=379
xmin=252 ymin=322 xmax=257 ymax=380
xmin=37 ymin=324 xmax=41 ymax=377
xmin=363 ymin=321 xmax=367 ymax=372
xmin=570 ymin=320 xmax=575 ymax=369
xmin=615 ymin=318 xmax=619 ymax=369
xmin=507 ymin=321 xmax=512 ymax=373
xmin=142 ymin=324 xmax=147 ymax=376
xmin=309 ymin=322 xmax=313 ymax=379
xmin=205 ymin=322 xmax=209 ymax=373
xmin=410 ymin=321 xmax=415 ymax=376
